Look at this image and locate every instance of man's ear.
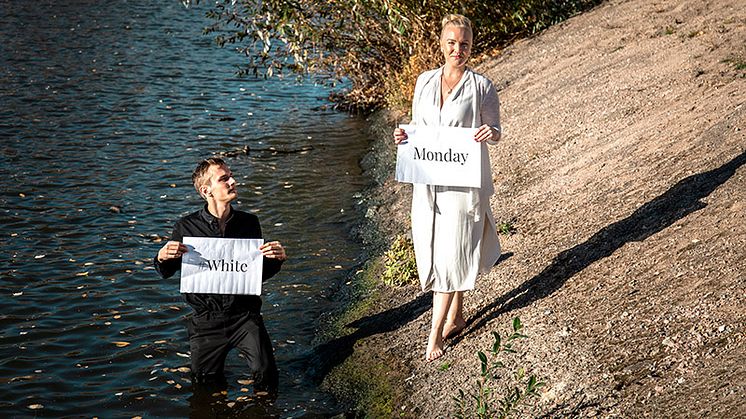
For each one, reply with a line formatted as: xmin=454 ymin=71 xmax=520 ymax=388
xmin=200 ymin=185 xmax=211 ymax=199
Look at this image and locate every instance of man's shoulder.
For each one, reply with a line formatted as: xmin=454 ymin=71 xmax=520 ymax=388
xmin=176 ymin=209 xmax=204 ymax=225
xmin=231 ymin=208 xmax=258 ymax=219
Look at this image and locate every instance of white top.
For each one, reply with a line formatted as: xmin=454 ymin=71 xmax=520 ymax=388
xmin=410 ymin=67 xmax=501 ymax=221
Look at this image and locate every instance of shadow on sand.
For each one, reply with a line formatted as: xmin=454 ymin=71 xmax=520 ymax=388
xmin=452 ymin=149 xmax=746 ymax=345
xmin=306 ymin=254 xmax=514 ymax=380
xmin=305 ymin=149 xmax=744 ymax=380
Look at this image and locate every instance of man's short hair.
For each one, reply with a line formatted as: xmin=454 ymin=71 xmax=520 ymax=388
xmin=192 ymin=157 xmax=226 ymax=197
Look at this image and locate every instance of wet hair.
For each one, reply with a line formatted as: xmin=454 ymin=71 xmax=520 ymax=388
xmin=192 ymin=157 xmax=227 ymax=197
xmin=440 ymin=14 xmax=473 ymax=39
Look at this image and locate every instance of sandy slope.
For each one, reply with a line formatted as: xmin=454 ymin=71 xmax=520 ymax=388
xmin=332 ymin=0 xmax=745 ymax=416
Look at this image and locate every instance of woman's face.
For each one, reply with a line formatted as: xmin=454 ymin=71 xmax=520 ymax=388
xmin=440 ymin=25 xmax=472 ymax=68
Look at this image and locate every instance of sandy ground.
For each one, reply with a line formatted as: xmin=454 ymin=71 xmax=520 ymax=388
xmin=326 ymin=0 xmax=745 ymax=417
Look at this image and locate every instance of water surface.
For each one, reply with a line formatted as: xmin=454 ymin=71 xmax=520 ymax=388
xmin=0 ymin=1 xmax=370 ymax=417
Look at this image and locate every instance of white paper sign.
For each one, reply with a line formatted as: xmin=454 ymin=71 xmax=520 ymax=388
xmin=395 ymin=125 xmax=481 ymax=188
xmin=180 ymin=237 xmax=264 ymax=295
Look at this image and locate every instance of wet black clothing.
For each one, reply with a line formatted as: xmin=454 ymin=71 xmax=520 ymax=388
xmin=154 ymin=205 xmax=282 ymax=390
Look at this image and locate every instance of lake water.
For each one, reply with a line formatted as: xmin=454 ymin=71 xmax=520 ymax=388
xmin=0 ymin=1 xmax=371 ymax=417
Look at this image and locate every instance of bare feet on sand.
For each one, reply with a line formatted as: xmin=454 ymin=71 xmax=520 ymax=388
xmin=442 ymin=318 xmax=466 ymax=340
xmin=426 ymin=331 xmax=445 ymax=361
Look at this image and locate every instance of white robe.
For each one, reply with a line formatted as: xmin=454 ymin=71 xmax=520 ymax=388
xmin=409 ymin=67 xmax=502 ymax=292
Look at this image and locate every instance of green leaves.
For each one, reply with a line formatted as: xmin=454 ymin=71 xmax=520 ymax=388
xmin=189 ymin=0 xmax=602 ymax=111
xmin=453 ymin=317 xmax=545 ymax=418
xmin=512 ymin=317 xmax=522 ymax=332
xmin=381 ymin=235 xmax=418 ymax=287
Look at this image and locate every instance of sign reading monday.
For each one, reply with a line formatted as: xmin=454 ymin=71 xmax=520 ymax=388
xmin=180 ymin=237 xmax=264 ymax=295
xmin=395 ymin=125 xmax=481 ymax=188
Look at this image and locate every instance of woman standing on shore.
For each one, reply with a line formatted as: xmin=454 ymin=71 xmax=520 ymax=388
xmin=393 ymin=14 xmax=502 ymax=361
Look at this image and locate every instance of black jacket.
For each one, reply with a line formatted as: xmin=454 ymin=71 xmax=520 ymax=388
xmin=154 ymin=205 xmax=283 ymax=315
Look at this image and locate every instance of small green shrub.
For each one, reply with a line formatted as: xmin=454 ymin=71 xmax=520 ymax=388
xmin=722 ymin=57 xmax=746 ymax=71
xmin=497 ymin=219 xmax=517 ymax=236
xmin=381 ymin=235 xmax=418 ymax=287
xmin=453 ymin=317 xmax=545 ymax=419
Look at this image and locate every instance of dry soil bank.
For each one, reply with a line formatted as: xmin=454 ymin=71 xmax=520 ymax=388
xmin=326 ymin=0 xmax=745 ymax=417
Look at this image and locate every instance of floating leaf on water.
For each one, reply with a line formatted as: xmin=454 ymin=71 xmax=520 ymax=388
xmin=12 ymin=292 xmax=22 ymax=297
xmin=168 ymin=306 xmax=180 ymax=311
xmin=167 ymin=380 xmax=175 ymax=385
xmin=174 ymin=383 xmax=182 ymax=389
xmin=34 ymin=255 xmax=45 ymax=259
xmin=84 ymin=262 xmax=94 ymax=266
xmin=113 ymin=315 xmax=121 ymax=319
xmin=176 ymin=352 xmax=189 ymax=358
xmin=113 ymin=341 xmax=130 ymax=347
xmin=177 ymin=367 xmax=190 ymax=373
xmin=19 ymin=193 xmax=26 ymax=198
xmin=115 ymin=392 xmax=123 ymax=396
xmin=148 ymin=376 xmax=157 ymax=381
xmin=227 ymin=402 xmax=236 ymax=408
xmin=334 ymin=265 xmax=342 ymax=269
xmin=286 ymin=340 xmax=295 ymax=344
xmin=255 ymin=391 xmax=269 ymax=397
xmin=11 ymin=233 xmax=18 ymax=237
xmin=237 ymin=379 xmax=254 ymax=385
xmin=283 ymin=184 xmax=293 ymax=188
xmin=240 ymin=388 xmax=249 ymax=392
xmin=27 ymin=404 xmax=43 ymax=410
xmin=154 ymin=340 xmax=167 ymax=344
xmin=76 ymin=272 xmax=89 ymax=276
xmin=169 ymin=184 xmax=176 ymax=188
xmin=10 ymin=375 xmax=33 ymax=382
xmin=274 ymin=223 xmax=283 ymax=226
xmin=144 ymin=354 xmax=153 ymax=359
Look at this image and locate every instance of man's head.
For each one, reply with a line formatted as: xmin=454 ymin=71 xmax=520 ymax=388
xmin=192 ymin=157 xmax=237 ymax=203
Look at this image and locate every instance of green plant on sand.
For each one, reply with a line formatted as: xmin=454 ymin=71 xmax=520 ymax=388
xmin=454 ymin=317 xmax=545 ymax=419
xmin=381 ymin=234 xmax=418 ymax=287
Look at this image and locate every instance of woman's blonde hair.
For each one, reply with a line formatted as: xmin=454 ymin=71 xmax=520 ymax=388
xmin=440 ymin=14 xmax=473 ymax=38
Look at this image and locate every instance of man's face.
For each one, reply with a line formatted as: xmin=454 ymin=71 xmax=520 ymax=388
xmin=205 ymin=164 xmax=237 ymax=203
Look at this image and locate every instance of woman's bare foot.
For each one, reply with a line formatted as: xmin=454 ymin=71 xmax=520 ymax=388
xmin=442 ymin=318 xmax=466 ymax=340
xmin=426 ymin=331 xmax=445 ymax=361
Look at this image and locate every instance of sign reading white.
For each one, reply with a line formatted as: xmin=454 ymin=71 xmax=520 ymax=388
xmin=180 ymin=237 xmax=264 ymax=295
xmin=395 ymin=125 xmax=481 ymax=188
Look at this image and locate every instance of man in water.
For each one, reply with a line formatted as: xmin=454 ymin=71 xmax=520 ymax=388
xmin=154 ymin=157 xmax=286 ymax=393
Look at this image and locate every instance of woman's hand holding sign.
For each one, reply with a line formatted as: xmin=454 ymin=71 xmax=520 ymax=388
xmin=261 ymin=241 xmax=287 ymax=261
xmin=393 ymin=127 xmax=408 ymax=144
xmin=473 ymin=124 xmax=500 ymax=143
